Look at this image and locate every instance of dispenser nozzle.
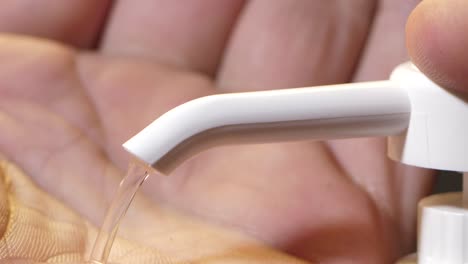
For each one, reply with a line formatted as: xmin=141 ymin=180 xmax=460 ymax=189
xmin=123 ymin=62 xmax=468 ymax=174
xmin=123 ymin=79 xmax=410 ymax=174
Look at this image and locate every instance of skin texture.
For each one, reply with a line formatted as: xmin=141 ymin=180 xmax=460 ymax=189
xmin=0 ymin=159 xmax=309 ymax=263
xmin=406 ymin=0 xmax=468 ymax=93
xmin=0 ymin=0 xmax=464 ymax=263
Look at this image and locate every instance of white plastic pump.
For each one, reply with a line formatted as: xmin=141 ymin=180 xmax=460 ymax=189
xmin=123 ymin=62 xmax=468 ymax=264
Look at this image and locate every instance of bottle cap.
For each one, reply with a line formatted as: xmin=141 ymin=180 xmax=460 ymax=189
xmin=419 ymin=193 xmax=468 ymax=264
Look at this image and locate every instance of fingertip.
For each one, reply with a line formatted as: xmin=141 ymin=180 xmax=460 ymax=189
xmin=406 ymin=0 xmax=468 ymax=93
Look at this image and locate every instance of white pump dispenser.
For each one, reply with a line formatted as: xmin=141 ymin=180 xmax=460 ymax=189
xmin=124 ymin=66 xmax=412 ymax=174
xmin=123 ymin=62 xmax=468 ymax=264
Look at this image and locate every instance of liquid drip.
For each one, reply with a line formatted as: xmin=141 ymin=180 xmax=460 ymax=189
xmin=87 ymin=161 xmax=152 ymax=264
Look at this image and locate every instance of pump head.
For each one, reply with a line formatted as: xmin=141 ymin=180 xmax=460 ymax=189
xmin=123 ymin=62 xmax=468 ymax=174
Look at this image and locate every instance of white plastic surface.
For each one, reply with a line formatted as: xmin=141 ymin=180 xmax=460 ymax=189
xmin=124 ymin=61 xmax=468 ymax=173
xmin=388 ymin=63 xmax=468 ymax=171
xmin=418 ymin=193 xmax=468 ymax=264
xmin=123 ymin=81 xmax=410 ymax=168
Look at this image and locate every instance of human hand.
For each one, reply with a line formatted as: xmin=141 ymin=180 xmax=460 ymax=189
xmin=0 ymin=158 xmax=310 ymax=264
xmin=0 ymin=0 xmax=465 ymax=263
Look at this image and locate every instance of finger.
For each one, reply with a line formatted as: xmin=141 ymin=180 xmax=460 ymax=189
xmin=0 ymin=0 xmax=111 ymax=48
xmin=407 ymin=0 xmax=468 ymax=93
xmin=217 ymin=0 xmax=376 ymax=92
xmin=101 ymin=0 xmax=245 ymax=75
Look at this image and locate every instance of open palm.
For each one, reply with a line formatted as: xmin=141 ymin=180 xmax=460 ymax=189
xmin=2 ymin=0 xmax=462 ymax=263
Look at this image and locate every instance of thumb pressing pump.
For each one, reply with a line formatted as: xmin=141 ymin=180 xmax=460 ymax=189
xmin=123 ymin=62 xmax=468 ymax=264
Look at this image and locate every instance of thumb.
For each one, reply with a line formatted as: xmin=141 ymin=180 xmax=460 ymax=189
xmin=406 ymin=0 xmax=468 ymax=93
